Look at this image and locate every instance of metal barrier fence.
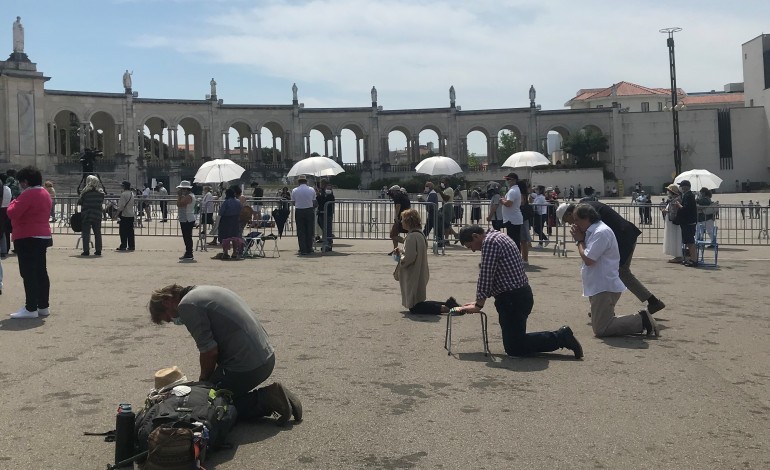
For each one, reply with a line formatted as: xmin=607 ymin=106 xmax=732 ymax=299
xmin=49 ymin=196 xmax=769 ymax=246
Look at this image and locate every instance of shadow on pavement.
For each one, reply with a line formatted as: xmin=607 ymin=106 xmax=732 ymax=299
xmin=400 ymin=312 xmax=441 ymax=323
xmin=600 ymin=336 xmax=652 ymax=349
xmin=0 ymin=318 xmax=47 ymax=331
xmin=205 ymin=419 xmax=293 ymax=468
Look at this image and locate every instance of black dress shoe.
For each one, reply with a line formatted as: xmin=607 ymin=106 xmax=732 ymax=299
xmin=557 ymin=326 xmax=584 ymax=359
xmin=115 ymin=247 xmax=126 ymax=251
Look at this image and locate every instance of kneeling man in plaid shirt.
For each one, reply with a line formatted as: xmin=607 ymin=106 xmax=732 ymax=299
xmin=457 ymin=225 xmax=584 ymax=359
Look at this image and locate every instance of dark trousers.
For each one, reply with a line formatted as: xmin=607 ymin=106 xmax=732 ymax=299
xmin=318 ymin=211 xmax=334 ymax=249
xmin=209 ymin=354 xmax=275 ymax=421
xmin=160 ymin=201 xmax=168 ymax=220
xmin=493 ymin=286 xmax=558 ymax=356
xmin=14 ymin=237 xmax=51 ymax=311
xmin=409 ymin=300 xmax=444 ymax=315
xmin=81 ymin=219 xmax=102 ymax=254
xmin=118 ymin=216 xmax=135 ymax=249
xmin=295 ymin=207 xmax=315 ymax=254
xmin=491 ymin=219 xmax=504 ymax=231
xmin=180 ymin=221 xmax=194 ymax=256
xmin=504 ymin=222 xmax=522 ymax=248
xmin=533 ymin=214 xmax=548 ymax=241
xmin=423 ymin=210 xmax=435 ymax=237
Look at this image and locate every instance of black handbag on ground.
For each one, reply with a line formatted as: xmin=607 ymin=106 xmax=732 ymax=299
xmin=70 ymin=212 xmax=82 ymax=232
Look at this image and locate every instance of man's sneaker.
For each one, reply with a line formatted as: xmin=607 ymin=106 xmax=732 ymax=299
xmin=37 ymin=308 xmax=50 ymax=317
xmin=640 ymin=309 xmax=660 ymax=338
xmin=557 ymin=326 xmax=584 ymax=359
xmin=647 ymin=298 xmax=666 ymax=315
xmin=10 ymin=307 xmax=38 ymax=319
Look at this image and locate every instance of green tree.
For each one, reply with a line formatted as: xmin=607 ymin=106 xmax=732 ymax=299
xmin=496 ymin=131 xmax=520 ymax=164
xmin=468 ymin=153 xmax=479 ymax=169
xmin=561 ymin=129 xmax=609 ymax=166
xmin=259 ymin=147 xmax=281 ymax=162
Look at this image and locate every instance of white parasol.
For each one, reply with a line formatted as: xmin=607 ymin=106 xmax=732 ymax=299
xmin=674 ymin=169 xmax=722 ymax=192
xmin=287 ymin=156 xmax=345 ymax=177
xmin=414 ymin=156 xmax=463 ymax=176
xmin=501 ymin=151 xmax=551 ymax=168
xmin=193 ymin=159 xmax=246 ymax=184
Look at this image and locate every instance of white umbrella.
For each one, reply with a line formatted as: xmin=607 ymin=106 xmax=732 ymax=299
xmin=674 ymin=169 xmax=723 ymax=192
xmin=501 ymin=151 xmax=551 ymax=168
xmin=414 ymin=156 xmax=463 ymax=176
xmin=193 ymin=159 xmax=246 ymax=184
xmin=287 ymin=156 xmax=345 ymax=177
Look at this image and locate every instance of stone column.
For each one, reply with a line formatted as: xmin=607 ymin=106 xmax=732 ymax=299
xmin=490 ymin=136 xmax=499 ymax=165
xmin=356 ymin=138 xmax=361 ymax=164
xmin=459 ymin=137 xmax=468 ymax=164
xmin=201 ymin=129 xmax=209 ymax=159
xmin=171 ymin=127 xmax=178 ymax=159
xmin=335 ymin=134 xmax=342 ymax=161
xmin=80 ymin=123 xmax=88 ymax=151
xmin=48 ymin=123 xmax=55 ymax=155
xmin=272 ymin=135 xmax=277 ymax=163
xmin=412 ymin=137 xmax=420 ymax=163
xmin=284 ymin=131 xmax=292 ymax=161
xmin=255 ymin=132 xmax=262 ymax=162
xmin=115 ymin=124 xmax=122 ymax=155
xmin=150 ymin=134 xmax=156 ymax=159
xmin=439 ymin=136 xmax=446 ymax=155
xmin=305 ymin=135 xmax=311 ymax=158
xmin=381 ymin=136 xmax=389 ymax=162
xmin=224 ymin=132 xmax=230 ymax=158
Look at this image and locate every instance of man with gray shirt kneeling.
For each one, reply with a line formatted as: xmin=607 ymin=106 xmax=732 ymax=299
xmin=149 ymin=284 xmax=302 ymax=425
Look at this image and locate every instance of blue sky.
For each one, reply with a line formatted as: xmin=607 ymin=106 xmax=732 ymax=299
xmin=5 ymin=0 xmax=768 ymax=159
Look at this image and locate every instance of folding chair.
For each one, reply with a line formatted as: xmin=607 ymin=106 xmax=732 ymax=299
xmin=444 ymin=309 xmax=490 ymax=356
xmin=695 ymin=223 xmax=718 ymax=267
xmin=243 ymin=231 xmax=265 ymax=258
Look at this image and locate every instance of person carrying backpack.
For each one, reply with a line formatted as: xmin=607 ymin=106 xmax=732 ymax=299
xmin=148 ymin=285 xmax=302 ymax=425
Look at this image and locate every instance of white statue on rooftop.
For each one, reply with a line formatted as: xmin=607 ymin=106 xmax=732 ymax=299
xmin=292 ymin=83 xmax=298 ymax=101
xmin=13 ymin=16 xmax=24 ymax=53
xmin=123 ymin=70 xmax=132 ymax=89
xmin=210 ymin=78 xmax=217 ymax=96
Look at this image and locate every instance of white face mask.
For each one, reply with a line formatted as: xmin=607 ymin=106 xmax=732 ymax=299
xmin=440 ymin=183 xmax=445 ymax=189
xmin=325 ymin=189 xmax=332 ymax=195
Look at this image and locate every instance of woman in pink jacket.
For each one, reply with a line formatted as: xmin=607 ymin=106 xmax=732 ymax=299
xmin=7 ymin=166 xmax=52 ymax=319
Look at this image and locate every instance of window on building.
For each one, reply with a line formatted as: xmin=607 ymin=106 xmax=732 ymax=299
xmin=596 ymin=105 xmax=604 ymax=108
xmin=750 ymin=99 xmax=754 ymax=107
xmin=641 ymin=102 xmax=650 ymax=112
xmin=658 ymin=102 xmax=663 ymax=111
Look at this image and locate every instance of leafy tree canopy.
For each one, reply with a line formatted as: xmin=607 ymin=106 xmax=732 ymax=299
xmin=561 ymin=129 xmax=608 ymax=166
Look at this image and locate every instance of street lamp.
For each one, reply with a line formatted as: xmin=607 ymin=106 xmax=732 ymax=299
xmin=660 ymin=26 xmax=683 ymax=176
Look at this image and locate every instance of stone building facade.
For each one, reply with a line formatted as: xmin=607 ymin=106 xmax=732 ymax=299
xmin=1 ymin=20 xmax=769 ymax=193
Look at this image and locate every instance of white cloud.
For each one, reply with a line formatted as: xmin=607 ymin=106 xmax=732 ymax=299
xmin=128 ymin=0 xmax=769 ymax=111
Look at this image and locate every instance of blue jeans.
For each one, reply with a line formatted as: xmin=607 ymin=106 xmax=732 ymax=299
xmin=493 ymin=286 xmax=558 ymax=356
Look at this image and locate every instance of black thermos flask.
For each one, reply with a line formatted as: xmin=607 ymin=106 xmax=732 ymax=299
xmin=114 ymin=403 xmax=136 ymax=467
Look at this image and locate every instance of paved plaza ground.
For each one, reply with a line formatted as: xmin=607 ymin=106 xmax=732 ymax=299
xmin=1 ymin=234 xmax=769 ymax=469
